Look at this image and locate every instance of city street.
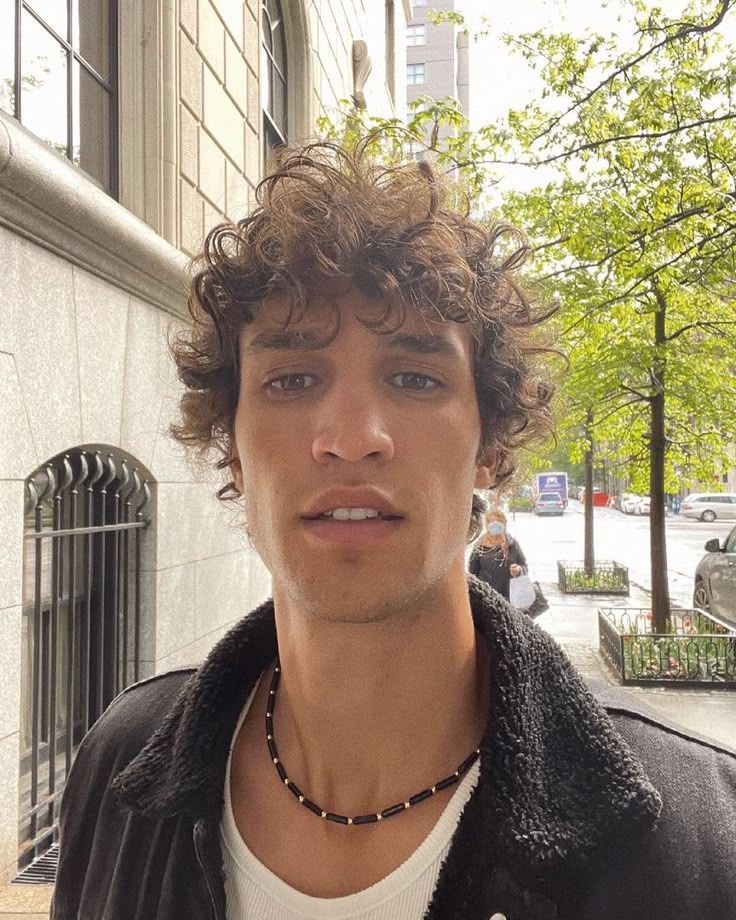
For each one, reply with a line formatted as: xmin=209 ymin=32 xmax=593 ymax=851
xmin=504 ymin=501 xmax=736 ymax=752
xmin=508 ymin=500 xmax=734 ymax=608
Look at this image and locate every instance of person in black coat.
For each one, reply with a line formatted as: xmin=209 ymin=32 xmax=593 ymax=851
xmin=468 ymin=510 xmax=527 ymax=601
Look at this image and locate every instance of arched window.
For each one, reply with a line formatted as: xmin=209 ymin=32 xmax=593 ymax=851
xmin=17 ymin=447 xmax=153 ymax=872
xmin=0 ymin=1 xmax=119 ymax=196
xmin=261 ymin=0 xmax=287 ymax=152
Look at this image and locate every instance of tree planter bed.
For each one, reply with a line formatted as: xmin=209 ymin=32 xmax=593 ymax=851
xmin=557 ymin=561 xmax=629 ymax=595
xmin=598 ymin=607 xmax=736 ymax=686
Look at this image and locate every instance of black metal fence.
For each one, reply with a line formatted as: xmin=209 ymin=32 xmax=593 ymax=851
xmin=558 ymin=560 xmax=629 ymax=595
xmin=598 ymin=607 xmax=736 ymax=686
xmin=18 ymin=448 xmax=152 ymax=870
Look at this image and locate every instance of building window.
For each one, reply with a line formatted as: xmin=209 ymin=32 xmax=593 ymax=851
xmin=385 ymin=0 xmax=395 ymax=102
xmin=0 ymin=0 xmax=119 ymax=196
xmin=406 ymin=24 xmax=426 ymax=46
xmin=261 ymin=0 xmax=287 ymax=152
xmin=407 ymin=63 xmax=426 ymax=85
xmin=413 ymin=0 xmax=427 ymax=6
xmin=19 ymin=448 xmax=153 ymax=868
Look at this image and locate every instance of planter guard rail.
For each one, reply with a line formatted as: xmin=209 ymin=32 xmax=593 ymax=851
xmin=599 ymin=607 xmax=736 ymax=686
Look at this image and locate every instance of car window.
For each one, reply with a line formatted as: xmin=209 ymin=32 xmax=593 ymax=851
xmin=726 ymin=529 xmax=736 ymax=553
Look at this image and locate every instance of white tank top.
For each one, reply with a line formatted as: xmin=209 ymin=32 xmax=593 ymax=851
xmin=220 ymin=681 xmax=480 ymax=920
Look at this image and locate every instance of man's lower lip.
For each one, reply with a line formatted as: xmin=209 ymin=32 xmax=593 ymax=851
xmin=301 ymin=518 xmax=403 ymax=544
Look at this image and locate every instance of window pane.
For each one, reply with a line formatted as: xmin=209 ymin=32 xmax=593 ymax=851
xmin=27 ymin=0 xmax=68 ymax=40
xmin=260 ymin=44 xmax=270 ymax=111
xmin=263 ymin=1 xmax=285 ymax=75
xmin=0 ymin=0 xmax=16 ymax=115
xmin=407 ymin=25 xmax=425 ymax=46
xmin=73 ymin=62 xmax=110 ymax=190
xmin=272 ymin=19 xmax=285 ymax=75
xmin=261 ymin=9 xmax=273 ymax=52
xmin=72 ymin=0 xmax=110 ymax=80
xmin=272 ymin=71 xmax=286 ymax=136
xmin=407 ymin=63 xmax=425 ymax=85
xmin=265 ymin=0 xmax=281 ymax=26
xmin=21 ymin=10 xmax=69 ymax=157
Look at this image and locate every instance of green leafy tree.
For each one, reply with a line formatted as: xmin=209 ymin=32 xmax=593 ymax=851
xmin=319 ymin=0 xmax=736 ymax=628
xmin=485 ymin=0 xmax=736 ymax=627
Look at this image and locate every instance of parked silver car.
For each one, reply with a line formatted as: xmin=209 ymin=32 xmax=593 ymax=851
xmin=681 ymin=493 xmax=736 ymax=522
xmin=693 ymin=525 xmax=736 ymax=628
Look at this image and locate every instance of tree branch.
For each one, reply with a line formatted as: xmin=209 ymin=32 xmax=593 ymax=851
xmin=665 ymin=319 xmax=736 ymax=342
xmin=527 ymin=0 xmax=732 ymax=146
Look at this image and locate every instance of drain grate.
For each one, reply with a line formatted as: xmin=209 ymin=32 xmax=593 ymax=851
xmin=12 ymin=843 xmax=59 ymax=885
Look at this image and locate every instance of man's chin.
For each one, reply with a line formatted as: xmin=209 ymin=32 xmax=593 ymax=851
xmin=279 ymin=567 xmax=435 ymax=625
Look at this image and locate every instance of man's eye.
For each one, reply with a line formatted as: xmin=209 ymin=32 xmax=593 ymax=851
xmin=390 ymin=373 xmax=441 ymax=391
xmin=266 ymin=373 xmax=318 ymax=392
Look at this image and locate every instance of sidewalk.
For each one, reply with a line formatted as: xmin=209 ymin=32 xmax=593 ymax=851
xmin=0 ymin=865 xmax=50 ymax=919
xmin=535 ymin=580 xmax=736 ymax=751
xmin=2 ymin=581 xmax=734 ymax=918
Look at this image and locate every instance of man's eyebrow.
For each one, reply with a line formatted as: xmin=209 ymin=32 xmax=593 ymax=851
xmin=382 ymin=333 xmax=459 ymax=356
xmin=244 ymin=330 xmax=330 ymax=352
xmin=244 ymin=329 xmax=461 ymax=356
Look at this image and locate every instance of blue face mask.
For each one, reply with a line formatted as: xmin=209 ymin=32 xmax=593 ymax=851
xmin=487 ymin=521 xmax=506 ymax=536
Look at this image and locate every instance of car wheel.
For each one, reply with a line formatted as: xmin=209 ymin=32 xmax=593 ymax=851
xmin=701 ymin=510 xmax=716 ymax=522
xmin=693 ymin=582 xmax=710 ymax=612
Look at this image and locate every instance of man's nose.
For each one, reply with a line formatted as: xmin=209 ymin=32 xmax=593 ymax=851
xmin=311 ymin=386 xmax=395 ymax=465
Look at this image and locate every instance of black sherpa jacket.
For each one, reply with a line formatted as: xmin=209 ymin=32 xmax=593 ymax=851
xmin=51 ymin=580 xmax=736 ymax=920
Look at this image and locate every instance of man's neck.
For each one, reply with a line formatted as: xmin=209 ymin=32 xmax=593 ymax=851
xmin=266 ymin=570 xmax=488 ymax=818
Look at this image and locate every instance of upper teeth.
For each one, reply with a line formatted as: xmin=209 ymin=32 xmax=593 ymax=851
xmin=323 ymin=508 xmax=381 ymax=520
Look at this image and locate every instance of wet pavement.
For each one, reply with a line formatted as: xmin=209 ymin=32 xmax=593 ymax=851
xmin=535 ymin=580 xmax=736 ymax=752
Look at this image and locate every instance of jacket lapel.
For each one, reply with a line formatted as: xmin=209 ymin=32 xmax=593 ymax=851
xmin=113 ymin=599 xmax=277 ymax=818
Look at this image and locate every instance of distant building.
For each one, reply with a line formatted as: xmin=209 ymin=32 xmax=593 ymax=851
xmin=0 ymin=0 xmax=410 ymax=881
xmin=405 ymin=0 xmax=470 ymax=141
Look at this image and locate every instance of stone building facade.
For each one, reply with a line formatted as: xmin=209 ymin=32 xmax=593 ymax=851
xmin=0 ymin=0 xmax=411 ymax=879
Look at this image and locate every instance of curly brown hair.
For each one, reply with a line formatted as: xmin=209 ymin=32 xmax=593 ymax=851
xmin=171 ymin=138 xmax=556 ymax=542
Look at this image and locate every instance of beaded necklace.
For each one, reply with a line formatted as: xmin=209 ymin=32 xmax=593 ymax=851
xmin=266 ymin=661 xmax=481 ymax=826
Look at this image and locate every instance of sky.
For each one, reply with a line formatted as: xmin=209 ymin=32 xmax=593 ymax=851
xmin=467 ymin=0 xmax=620 ymax=126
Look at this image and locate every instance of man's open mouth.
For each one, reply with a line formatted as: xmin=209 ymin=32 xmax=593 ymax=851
xmin=304 ymin=507 xmax=403 ymax=522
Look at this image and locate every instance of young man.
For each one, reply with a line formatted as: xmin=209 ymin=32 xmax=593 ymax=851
xmin=52 ymin=142 xmax=736 ymax=920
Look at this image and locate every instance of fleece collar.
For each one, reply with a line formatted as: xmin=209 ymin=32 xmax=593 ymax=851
xmin=113 ymin=578 xmax=661 ymax=875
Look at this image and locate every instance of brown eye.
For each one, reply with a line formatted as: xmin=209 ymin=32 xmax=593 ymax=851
xmin=266 ymin=373 xmax=318 ymax=392
xmin=390 ymin=373 xmax=440 ymax=391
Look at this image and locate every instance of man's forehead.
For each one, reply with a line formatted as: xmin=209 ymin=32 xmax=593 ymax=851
xmin=240 ymin=290 xmax=473 ymax=354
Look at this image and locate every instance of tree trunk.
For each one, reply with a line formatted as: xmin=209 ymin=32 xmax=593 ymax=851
xmin=584 ymin=407 xmax=595 ymax=577
xmin=650 ymin=292 xmax=671 ymax=633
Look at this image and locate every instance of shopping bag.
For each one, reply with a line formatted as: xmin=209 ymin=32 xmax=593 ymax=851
xmin=527 ymin=582 xmax=550 ymax=619
xmin=509 ymin=574 xmax=536 ymax=608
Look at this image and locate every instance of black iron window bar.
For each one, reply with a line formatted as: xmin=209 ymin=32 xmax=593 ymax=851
xmin=17 ymin=449 xmax=150 ymax=873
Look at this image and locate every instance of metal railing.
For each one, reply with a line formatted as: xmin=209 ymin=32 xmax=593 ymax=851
xmin=558 ymin=560 xmax=629 ymax=595
xmin=598 ymin=607 xmax=736 ymax=686
xmin=18 ymin=448 xmax=151 ymax=869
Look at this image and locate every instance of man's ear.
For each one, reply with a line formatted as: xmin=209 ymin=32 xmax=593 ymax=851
xmin=474 ymin=447 xmax=499 ymax=490
xmin=230 ymin=449 xmax=244 ymax=494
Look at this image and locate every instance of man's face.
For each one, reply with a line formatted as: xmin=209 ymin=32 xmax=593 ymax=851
xmin=231 ymin=288 xmax=495 ymax=622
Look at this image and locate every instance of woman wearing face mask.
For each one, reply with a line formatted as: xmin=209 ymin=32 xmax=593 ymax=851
xmin=468 ymin=510 xmax=528 ymax=601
